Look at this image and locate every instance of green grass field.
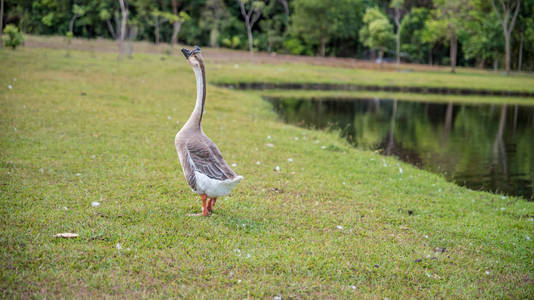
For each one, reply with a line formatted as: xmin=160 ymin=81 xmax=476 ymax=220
xmin=1 ymin=47 xmax=533 ymax=298
xmin=209 ymin=61 xmax=534 ymax=93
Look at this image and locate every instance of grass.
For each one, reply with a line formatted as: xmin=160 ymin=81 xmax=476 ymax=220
xmin=209 ymin=62 xmax=534 ymax=93
xmin=258 ymin=90 xmax=534 ymax=105
xmin=1 ymin=47 xmax=533 ymax=298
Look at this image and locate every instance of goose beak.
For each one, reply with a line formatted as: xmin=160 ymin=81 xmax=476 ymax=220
xmin=181 ymin=48 xmax=192 ymax=59
xmin=181 ymin=46 xmax=201 ymax=60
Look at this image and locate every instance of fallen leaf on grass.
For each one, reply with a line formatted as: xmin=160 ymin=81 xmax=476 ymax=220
xmin=54 ymin=233 xmax=79 ymax=238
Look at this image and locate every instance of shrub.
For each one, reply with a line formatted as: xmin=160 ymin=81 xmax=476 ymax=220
xmin=222 ymin=36 xmax=241 ymax=49
xmin=283 ymin=37 xmax=307 ymax=55
xmin=3 ymin=25 xmax=24 ymax=50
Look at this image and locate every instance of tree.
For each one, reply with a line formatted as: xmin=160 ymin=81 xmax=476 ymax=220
xmin=118 ymin=0 xmax=128 ymax=59
xmin=490 ymin=0 xmax=521 ymax=74
xmin=170 ymin=0 xmax=190 ymax=48
xmin=99 ymin=8 xmax=117 ymax=40
xmin=359 ymin=7 xmax=394 ymax=62
xmin=516 ymin=4 xmax=534 ymax=71
xmin=258 ymin=0 xmax=289 ymax=52
xmin=425 ymin=0 xmax=471 ymax=73
xmin=462 ymin=2 xmax=503 ymax=69
xmin=200 ymin=0 xmax=229 ymax=47
xmin=0 ymin=0 xmax=4 ymax=49
xmin=390 ymin=0 xmax=406 ymax=69
xmin=69 ymin=5 xmax=85 ymax=35
xmin=151 ymin=10 xmax=167 ymax=44
xmin=292 ymin=0 xmax=363 ymax=57
xmin=400 ymin=8 xmax=431 ymax=63
xmin=278 ymin=0 xmax=289 ymax=17
xmin=3 ymin=24 xmax=24 ymax=49
xmin=238 ymin=0 xmax=265 ymax=54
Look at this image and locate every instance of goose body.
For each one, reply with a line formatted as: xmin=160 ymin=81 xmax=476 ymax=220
xmin=175 ymin=46 xmax=242 ymax=215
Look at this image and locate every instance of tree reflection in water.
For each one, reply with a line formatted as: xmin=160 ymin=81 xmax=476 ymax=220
xmin=265 ymin=96 xmax=534 ymax=200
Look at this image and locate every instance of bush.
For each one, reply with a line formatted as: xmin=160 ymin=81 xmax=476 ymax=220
xmin=3 ymin=25 xmax=24 ymax=50
xmin=222 ymin=36 xmax=241 ymax=49
xmin=283 ymin=37 xmax=307 ymax=55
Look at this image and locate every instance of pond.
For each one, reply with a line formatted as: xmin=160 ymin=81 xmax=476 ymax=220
xmin=264 ymin=96 xmax=534 ymax=200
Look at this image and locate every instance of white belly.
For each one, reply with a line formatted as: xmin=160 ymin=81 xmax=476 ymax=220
xmin=194 ymin=171 xmax=243 ymax=197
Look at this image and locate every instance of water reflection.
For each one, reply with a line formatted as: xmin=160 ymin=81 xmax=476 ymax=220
xmin=265 ymin=96 xmax=534 ymax=200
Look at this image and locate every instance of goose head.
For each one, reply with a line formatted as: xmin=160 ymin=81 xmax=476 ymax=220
xmin=181 ymin=46 xmax=204 ymax=68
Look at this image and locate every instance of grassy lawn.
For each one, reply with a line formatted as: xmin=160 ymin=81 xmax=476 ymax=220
xmin=209 ymin=62 xmax=534 ymax=93
xmin=1 ymin=47 xmax=533 ymax=298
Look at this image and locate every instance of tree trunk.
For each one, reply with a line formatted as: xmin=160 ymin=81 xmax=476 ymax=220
xmin=246 ymin=24 xmax=253 ymax=54
xmin=478 ymin=58 xmax=485 ymax=69
xmin=319 ymin=35 xmax=326 ymax=57
xmin=106 ymin=19 xmax=116 ymax=39
xmin=394 ymin=7 xmax=401 ymax=70
xmin=278 ymin=0 xmax=289 ymax=17
xmin=126 ymin=26 xmax=137 ymax=58
xmin=118 ymin=0 xmax=128 ymax=60
xmin=0 ymin=0 xmax=4 ymax=48
xmin=239 ymin=0 xmax=263 ymax=55
xmin=490 ymin=0 xmax=520 ymax=76
xmin=115 ymin=14 xmax=121 ymax=38
xmin=450 ymin=29 xmax=457 ymax=73
xmin=69 ymin=14 xmax=79 ymax=34
xmin=171 ymin=21 xmax=182 ymax=47
xmin=428 ymin=47 xmax=432 ymax=65
xmin=517 ymin=35 xmax=523 ymax=72
xmin=171 ymin=0 xmax=180 ymax=47
xmin=209 ymin=27 xmax=219 ymax=47
xmin=154 ymin=17 xmax=160 ymax=44
xmin=504 ymin=32 xmax=511 ymax=74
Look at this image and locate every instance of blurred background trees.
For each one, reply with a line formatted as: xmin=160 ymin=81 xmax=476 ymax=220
xmin=1 ymin=0 xmax=533 ymax=71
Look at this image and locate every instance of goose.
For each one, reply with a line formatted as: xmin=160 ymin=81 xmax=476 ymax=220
xmin=175 ymin=46 xmax=243 ymax=216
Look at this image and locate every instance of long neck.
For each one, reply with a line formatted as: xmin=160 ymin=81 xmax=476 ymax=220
xmin=186 ymin=61 xmax=206 ymax=129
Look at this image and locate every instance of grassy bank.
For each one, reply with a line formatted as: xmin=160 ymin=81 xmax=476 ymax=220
xmin=209 ymin=62 xmax=534 ymax=93
xmin=1 ymin=47 xmax=533 ymax=298
xmin=258 ymin=90 xmax=534 ymax=105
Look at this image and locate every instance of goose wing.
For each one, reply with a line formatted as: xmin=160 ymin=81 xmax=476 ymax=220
xmin=186 ymin=137 xmax=237 ymax=181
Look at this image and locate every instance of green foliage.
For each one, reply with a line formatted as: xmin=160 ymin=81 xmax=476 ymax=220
xmin=222 ymin=36 xmax=241 ymax=49
xmin=282 ymin=37 xmax=310 ymax=55
xmin=2 ymin=25 xmax=24 ymax=50
xmin=258 ymin=0 xmax=288 ymax=52
xmin=3 ymin=0 xmax=534 ymax=70
xmin=400 ymin=8 xmax=431 ymax=63
xmin=462 ymin=8 xmax=503 ymax=65
xmin=359 ymin=7 xmax=394 ymax=55
xmin=72 ymin=4 xmax=86 ymax=17
xmin=41 ymin=12 xmax=55 ymax=27
xmin=99 ymin=9 xmax=111 ymax=21
xmin=291 ymin=0 xmax=364 ymax=55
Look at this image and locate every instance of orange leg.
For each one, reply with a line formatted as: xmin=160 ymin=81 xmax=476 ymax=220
xmin=207 ymin=197 xmax=217 ymax=213
xmin=201 ymin=194 xmax=210 ymax=216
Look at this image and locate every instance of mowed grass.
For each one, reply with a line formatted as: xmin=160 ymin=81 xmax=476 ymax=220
xmin=1 ymin=47 xmax=533 ymax=298
xmin=209 ymin=61 xmax=534 ymax=93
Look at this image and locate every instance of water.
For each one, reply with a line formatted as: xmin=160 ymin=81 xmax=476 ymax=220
xmin=265 ymin=96 xmax=534 ymax=200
